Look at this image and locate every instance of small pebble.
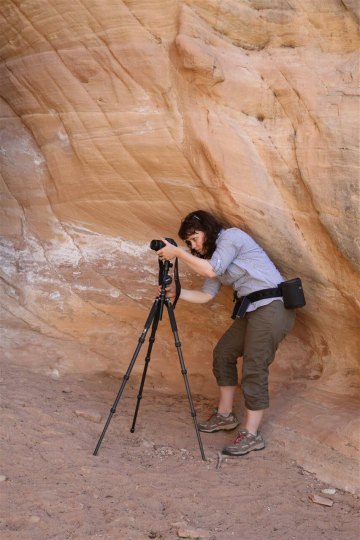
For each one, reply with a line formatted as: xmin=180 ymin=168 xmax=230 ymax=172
xmin=177 ymin=526 xmax=209 ymax=539
xmin=62 ymin=387 xmax=72 ymax=393
xmin=309 ymin=494 xmax=333 ymax=507
xmin=50 ymin=369 xmax=60 ymax=380
xmin=0 ymin=475 xmax=7 ymax=482
xmin=75 ymin=410 xmax=102 ymax=423
xmin=322 ymin=488 xmax=336 ymax=495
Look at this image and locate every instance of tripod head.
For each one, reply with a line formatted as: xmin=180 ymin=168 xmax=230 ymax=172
xmin=157 ymin=259 xmax=172 ymax=286
xmin=149 ymin=237 xmax=177 ymax=287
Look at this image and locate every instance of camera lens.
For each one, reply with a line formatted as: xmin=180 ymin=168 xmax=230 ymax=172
xmin=150 ymin=239 xmax=165 ymax=251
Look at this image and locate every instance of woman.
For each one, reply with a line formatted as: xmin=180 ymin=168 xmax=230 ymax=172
xmin=156 ymin=210 xmax=295 ymax=456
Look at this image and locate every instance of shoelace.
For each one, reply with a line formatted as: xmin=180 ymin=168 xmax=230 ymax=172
xmin=233 ymin=431 xmax=249 ymax=444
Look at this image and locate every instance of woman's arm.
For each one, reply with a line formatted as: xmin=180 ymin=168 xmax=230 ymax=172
xmin=156 ymin=240 xmax=216 ymax=278
xmin=180 ymin=288 xmax=214 ymax=304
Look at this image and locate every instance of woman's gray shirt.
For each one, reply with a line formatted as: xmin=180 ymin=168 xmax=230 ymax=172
xmin=202 ymin=228 xmax=284 ymax=313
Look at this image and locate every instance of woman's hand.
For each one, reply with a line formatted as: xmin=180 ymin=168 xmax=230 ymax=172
xmin=157 ymin=281 xmax=176 ymax=301
xmin=156 ymin=238 xmax=179 ymax=262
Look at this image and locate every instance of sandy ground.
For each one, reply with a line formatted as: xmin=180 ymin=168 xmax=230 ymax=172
xmin=1 ymin=357 xmax=359 ymax=540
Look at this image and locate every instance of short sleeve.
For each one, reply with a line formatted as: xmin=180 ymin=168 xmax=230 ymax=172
xmin=209 ymin=231 xmax=239 ymax=276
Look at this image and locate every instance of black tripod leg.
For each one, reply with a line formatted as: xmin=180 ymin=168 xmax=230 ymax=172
xmin=93 ymin=299 xmax=160 ymax=456
xmin=130 ymin=304 xmax=160 ymax=433
xmin=165 ymin=300 xmax=206 ymax=461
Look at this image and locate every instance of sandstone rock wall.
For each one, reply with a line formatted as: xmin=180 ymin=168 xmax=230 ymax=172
xmin=0 ymin=0 xmax=359 ymax=490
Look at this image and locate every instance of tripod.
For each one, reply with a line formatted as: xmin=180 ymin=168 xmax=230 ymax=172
xmin=93 ymin=259 xmax=206 ymax=460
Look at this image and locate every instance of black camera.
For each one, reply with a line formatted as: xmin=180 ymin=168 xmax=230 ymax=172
xmin=150 ymin=238 xmax=177 ymax=251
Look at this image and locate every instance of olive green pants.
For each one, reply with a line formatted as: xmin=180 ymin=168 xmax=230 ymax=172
xmin=213 ymin=300 xmax=295 ymax=411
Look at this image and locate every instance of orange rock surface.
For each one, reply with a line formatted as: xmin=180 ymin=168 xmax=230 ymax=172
xmin=0 ymin=1 xmax=359 ymax=492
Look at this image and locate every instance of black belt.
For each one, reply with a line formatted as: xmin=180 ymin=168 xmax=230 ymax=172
xmin=231 ymin=287 xmax=282 ymax=319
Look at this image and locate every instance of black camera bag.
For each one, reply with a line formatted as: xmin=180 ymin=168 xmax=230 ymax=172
xmin=279 ymin=278 xmax=306 ymax=309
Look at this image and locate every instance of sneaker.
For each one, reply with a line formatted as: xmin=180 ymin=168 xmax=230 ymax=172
xmin=198 ymin=410 xmax=239 ymax=433
xmin=222 ymin=429 xmax=265 ymax=456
